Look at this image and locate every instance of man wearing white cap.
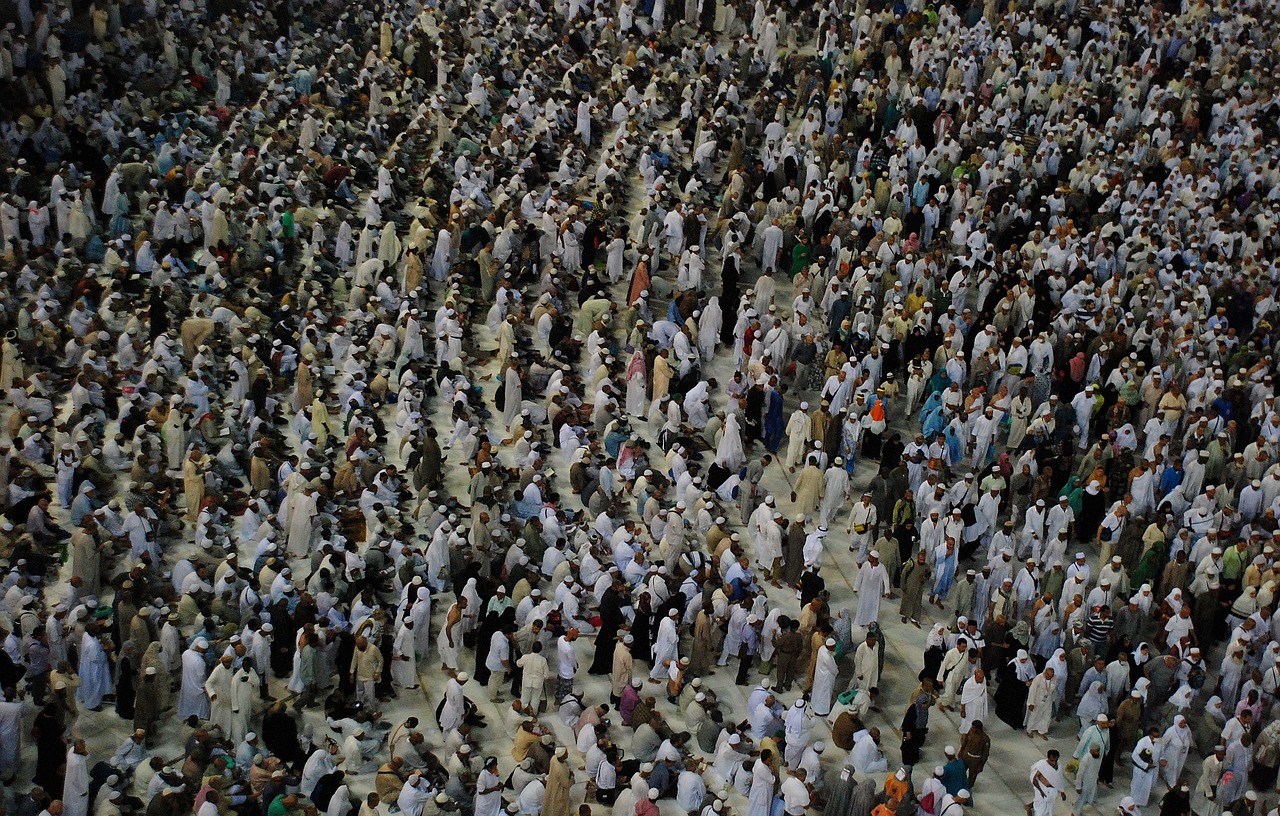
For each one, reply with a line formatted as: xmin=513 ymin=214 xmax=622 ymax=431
xmin=235 ymin=732 xmax=264 ymax=769
xmin=852 ymin=550 xmax=891 ymax=627
xmin=850 ymin=631 xmax=881 ymax=694
xmin=397 ymin=772 xmax=434 ymax=816
xmin=811 ymin=638 xmax=838 ymax=716
xmin=937 ymin=789 xmax=969 ymax=816
xmin=847 ymin=492 xmax=877 ymax=559
xmin=783 ymin=403 xmax=812 ymax=471
xmin=205 ymin=654 xmax=235 ymax=735
xmin=650 ymin=609 xmax=680 ymax=680
xmin=110 ymin=728 xmax=149 ymax=772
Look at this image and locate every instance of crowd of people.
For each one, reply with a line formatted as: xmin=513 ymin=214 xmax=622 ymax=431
xmin=1 ymin=0 xmax=1280 ymax=815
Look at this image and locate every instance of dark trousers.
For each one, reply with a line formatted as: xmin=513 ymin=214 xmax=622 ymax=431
xmin=736 ymin=650 xmax=754 ymax=685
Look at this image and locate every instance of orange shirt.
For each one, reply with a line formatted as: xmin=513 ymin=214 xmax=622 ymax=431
xmin=884 ymin=776 xmax=909 ymax=803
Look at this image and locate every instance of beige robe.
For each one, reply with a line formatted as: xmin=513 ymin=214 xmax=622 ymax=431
xmin=610 ymin=642 xmax=633 ymax=698
xmin=250 ymin=454 xmax=272 ymax=492
xmin=293 ymin=361 xmax=313 ymax=412
xmin=311 ymin=399 xmax=332 ymax=450
xmin=792 ymin=464 xmax=824 ymax=515
xmin=1024 ymin=672 xmax=1055 ymax=734
xmin=69 ymin=529 xmax=101 ymax=595
xmin=652 ymin=355 xmax=673 ymax=405
xmin=543 ymin=756 xmax=573 ymax=816
xmin=183 ymin=456 xmax=205 ymax=522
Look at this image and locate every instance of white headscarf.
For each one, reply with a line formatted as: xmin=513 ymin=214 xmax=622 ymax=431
xmin=1012 ymin=650 xmax=1035 ymax=681
xmin=1076 ymin=681 xmax=1108 ymax=722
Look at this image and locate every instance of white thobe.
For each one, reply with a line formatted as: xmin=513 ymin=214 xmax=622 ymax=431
xmin=63 ymin=751 xmax=90 ymax=816
xmin=811 ymin=645 xmax=837 ymax=715
xmin=179 ymin=648 xmax=211 ymax=719
xmin=852 ymin=562 xmax=890 ymax=626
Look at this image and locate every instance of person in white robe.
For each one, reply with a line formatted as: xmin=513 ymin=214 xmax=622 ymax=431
xmin=715 ymin=413 xmax=746 ymax=472
xmin=437 ymin=599 xmax=465 ymax=671
xmin=228 ymin=666 xmax=258 ymax=744
xmin=1129 ymin=730 xmax=1160 ymax=806
xmin=810 ymin=639 xmax=838 ymax=716
xmin=1029 ymin=754 xmax=1065 ymax=816
xmin=0 ymin=696 xmax=33 ymax=779
xmin=302 ymin=746 xmax=339 ymax=798
xmin=325 ymin=784 xmax=353 ymax=816
xmin=649 ymin=610 xmax=680 ymax=679
xmin=819 ymin=461 xmax=850 ymax=528
xmin=432 ymin=227 xmax=453 ymax=280
xmin=958 ymin=669 xmax=989 ymax=734
xmin=397 ymin=773 xmax=434 ymax=816
xmin=747 ymin=756 xmax=776 ymax=816
xmin=475 ymin=759 xmax=504 ymax=816
xmin=847 ymin=494 xmax=877 ymax=559
xmin=697 ymin=297 xmax=722 ymax=359
xmin=162 ymin=405 xmax=187 ymax=472
xmin=1157 ymin=716 xmax=1192 ymax=787
xmin=852 ymin=552 xmax=891 ymax=627
xmin=63 ymin=741 xmax=91 ymax=816
xmin=1024 ymin=666 xmax=1056 ymax=738
xmin=850 ymin=633 xmax=880 ymax=692
xmin=850 ymin=730 xmax=888 ymax=773
xmin=1075 ymin=681 xmax=1109 ymax=736
xmin=287 ymin=487 xmax=317 ymax=557
xmin=935 ymin=641 xmax=970 ymax=710
xmin=76 ymin=627 xmax=113 ymax=710
xmin=425 ymin=533 xmax=450 ymax=592
xmin=392 ymin=619 xmax=419 ymax=688
xmin=625 ymin=350 xmax=648 ymax=418
xmin=439 ymin=674 xmax=468 ymax=733
xmin=205 ymin=655 xmax=235 ymax=734
xmin=178 ymin=639 xmax=211 ymax=720
xmin=783 ymin=403 xmax=812 ymax=470
xmin=782 ymin=699 xmax=810 ymax=768
xmin=503 ymin=365 xmax=523 ymax=429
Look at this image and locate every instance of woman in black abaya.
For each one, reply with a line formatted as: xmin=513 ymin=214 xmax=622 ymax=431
xmin=589 ymin=580 xmax=631 ymax=674
xmin=630 ymin=592 xmax=656 ymax=668
xmin=32 ymin=701 xmax=65 ymax=790
xmin=115 ymin=640 xmax=137 ymax=720
xmin=993 ymin=648 xmax=1037 ymax=730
